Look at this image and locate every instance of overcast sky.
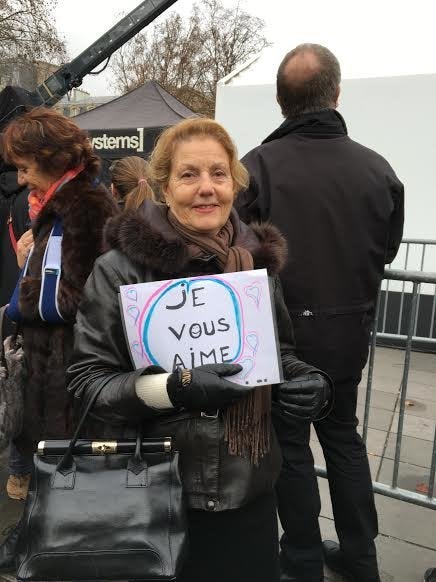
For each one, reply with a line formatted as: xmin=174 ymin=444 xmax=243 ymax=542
xmin=54 ymin=0 xmax=436 ymax=96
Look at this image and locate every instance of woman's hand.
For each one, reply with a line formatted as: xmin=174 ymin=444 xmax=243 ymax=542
xmin=16 ymin=229 xmax=34 ymax=269
xmin=277 ymin=373 xmax=333 ymax=421
xmin=166 ymin=363 xmax=251 ymax=411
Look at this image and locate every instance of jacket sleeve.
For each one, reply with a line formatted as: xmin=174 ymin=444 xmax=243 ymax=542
xmin=67 ymin=253 xmax=164 ymax=426
xmin=236 ymin=149 xmax=270 ymax=223
xmin=272 ymin=276 xmax=319 ymax=379
xmin=385 ymin=173 xmax=404 ymax=264
xmin=12 ymin=189 xmax=30 ymax=239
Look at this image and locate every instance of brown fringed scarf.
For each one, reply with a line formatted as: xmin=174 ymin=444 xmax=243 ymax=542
xmin=168 ymin=210 xmax=271 ymax=465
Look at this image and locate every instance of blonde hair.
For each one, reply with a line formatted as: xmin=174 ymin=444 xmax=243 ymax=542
xmin=148 ymin=118 xmax=249 ymax=202
xmin=110 ymin=156 xmax=153 ymax=210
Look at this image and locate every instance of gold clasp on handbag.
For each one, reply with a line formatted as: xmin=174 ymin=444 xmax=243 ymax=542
xmin=92 ymin=441 xmax=117 ymax=454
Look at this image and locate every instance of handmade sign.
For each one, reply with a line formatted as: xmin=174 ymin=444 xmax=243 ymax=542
xmin=119 ymin=268 xmax=282 ymax=387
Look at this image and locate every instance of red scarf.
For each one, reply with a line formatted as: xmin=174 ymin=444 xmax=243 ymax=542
xmin=28 ymin=164 xmax=85 ymax=221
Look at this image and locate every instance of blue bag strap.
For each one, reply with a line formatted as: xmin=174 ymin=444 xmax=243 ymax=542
xmin=39 ymin=218 xmax=65 ymax=323
xmin=6 ymin=243 xmax=34 ymax=323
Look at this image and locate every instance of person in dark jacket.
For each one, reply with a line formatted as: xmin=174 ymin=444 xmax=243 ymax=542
xmin=0 ymin=107 xmax=118 ymax=574
xmin=0 ymin=162 xmax=28 ymax=308
xmin=0 ymin=84 xmax=41 ymax=308
xmin=0 ymin=162 xmax=34 ymax=501
xmin=67 ymin=118 xmax=333 ymax=582
xmin=236 ymin=44 xmax=404 ymax=582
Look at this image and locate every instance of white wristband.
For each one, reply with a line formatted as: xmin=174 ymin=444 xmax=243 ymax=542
xmin=135 ymin=373 xmax=173 ymax=409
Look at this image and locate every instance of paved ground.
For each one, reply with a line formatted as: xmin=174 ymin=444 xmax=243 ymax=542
xmin=318 ymin=346 xmax=436 ymax=581
xmin=0 ymin=346 xmax=435 ymax=581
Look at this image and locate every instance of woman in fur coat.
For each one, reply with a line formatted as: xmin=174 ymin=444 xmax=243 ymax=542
xmin=0 ymin=107 xmax=117 ymax=574
xmin=0 ymin=108 xmax=118 ymax=462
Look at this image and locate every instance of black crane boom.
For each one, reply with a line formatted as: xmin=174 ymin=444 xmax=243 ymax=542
xmin=35 ymin=0 xmax=178 ymax=107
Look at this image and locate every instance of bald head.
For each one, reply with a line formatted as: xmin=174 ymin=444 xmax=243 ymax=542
xmin=276 ymin=43 xmax=341 ymax=119
xmin=283 ymin=50 xmax=321 ymax=84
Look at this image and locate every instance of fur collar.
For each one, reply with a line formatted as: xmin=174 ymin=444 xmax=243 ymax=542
xmin=33 ymin=174 xmax=109 ymax=234
xmin=18 ymin=174 xmax=117 ymax=323
xmin=105 ymin=201 xmax=287 ymax=275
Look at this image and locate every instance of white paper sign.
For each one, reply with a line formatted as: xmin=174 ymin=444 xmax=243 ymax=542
xmin=119 ymin=269 xmax=282 ymax=387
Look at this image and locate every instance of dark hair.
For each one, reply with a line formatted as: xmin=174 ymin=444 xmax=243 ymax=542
xmin=109 ymin=156 xmax=153 ymax=210
xmin=0 ymin=106 xmax=100 ymax=177
xmin=276 ymin=43 xmax=341 ymax=119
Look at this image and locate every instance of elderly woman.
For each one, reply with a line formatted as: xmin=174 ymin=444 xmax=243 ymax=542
xmin=109 ymin=155 xmax=153 ymax=210
xmin=67 ymin=118 xmax=332 ymax=582
xmin=0 ymin=107 xmax=117 ymax=573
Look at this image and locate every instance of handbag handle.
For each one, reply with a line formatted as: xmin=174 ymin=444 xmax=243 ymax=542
xmin=53 ymin=265 xmax=157 ymax=480
xmin=56 ymin=379 xmax=144 ymax=474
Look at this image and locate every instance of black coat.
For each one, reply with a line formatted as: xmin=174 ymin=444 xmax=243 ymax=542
xmin=237 ymin=109 xmax=404 ymax=315
xmin=67 ymin=203 xmax=318 ymax=511
xmin=0 ymin=167 xmax=29 ymax=307
xmin=14 ymin=174 xmax=118 ymax=455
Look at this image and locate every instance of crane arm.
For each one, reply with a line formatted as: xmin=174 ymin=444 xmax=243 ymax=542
xmin=35 ymin=0 xmax=178 ymax=106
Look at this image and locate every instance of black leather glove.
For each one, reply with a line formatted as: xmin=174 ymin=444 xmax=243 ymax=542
xmin=277 ymin=372 xmax=333 ymax=421
xmin=166 ymin=363 xmax=251 ymax=411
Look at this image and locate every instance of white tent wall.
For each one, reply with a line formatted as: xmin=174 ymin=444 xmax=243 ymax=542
xmin=216 ymin=73 xmax=436 ymax=258
xmin=215 ymin=82 xmax=280 ymax=160
xmin=339 ymin=74 xmax=436 ymax=245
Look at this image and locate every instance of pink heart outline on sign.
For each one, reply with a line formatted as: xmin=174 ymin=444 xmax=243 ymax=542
xmin=246 ymin=332 xmax=259 ymax=355
xmin=125 ymin=288 xmax=138 ymax=302
xmin=238 ymin=357 xmax=254 ymax=381
xmin=127 ymin=305 xmax=140 ymax=325
xmin=244 ymin=283 xmax=261 ymax=308
xmin=132 ymin=341 xmax=143 ymax=357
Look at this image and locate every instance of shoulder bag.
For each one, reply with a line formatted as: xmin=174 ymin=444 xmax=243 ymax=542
xmin=7 ymin=217 xmax=65 ymax=324
xmin=0 ymin=304 xmax=25 ymax=452
xmin=16 ymin=381 xmax=187 ymax=581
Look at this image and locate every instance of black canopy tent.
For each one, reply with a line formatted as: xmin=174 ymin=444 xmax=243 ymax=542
xmin=74 ymin=81 xmax=199 ymax=167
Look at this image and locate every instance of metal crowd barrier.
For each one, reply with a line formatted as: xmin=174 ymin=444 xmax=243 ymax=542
xmin=396 ymin=238 xmax=436 ymax=271
xmin=380 ymin=239 xmax=436 ymax=344
xmin=316 ymin=267 xmax=436 ymax=510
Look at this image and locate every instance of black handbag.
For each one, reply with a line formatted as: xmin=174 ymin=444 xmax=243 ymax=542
xmin=16 ymin=382 xmax=187 ymax=581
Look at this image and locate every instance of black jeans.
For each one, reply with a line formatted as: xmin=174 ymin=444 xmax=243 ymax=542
xmin=8 ymin=442 xmax=33 ymax=476
xmin=274 ymin=313 xmax=379 ymax=580
xmin=178 ymin=492 xmax=280 ymax=582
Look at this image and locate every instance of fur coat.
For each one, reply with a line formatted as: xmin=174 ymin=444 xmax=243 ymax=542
xmin=14 ymin=174 xmax=118 ymax=455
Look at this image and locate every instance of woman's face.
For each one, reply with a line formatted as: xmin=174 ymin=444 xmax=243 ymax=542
xmin=15 ymin=157 xmax=58 ymax=193
xmin=164 ymin=137 xmax=235 ymax=235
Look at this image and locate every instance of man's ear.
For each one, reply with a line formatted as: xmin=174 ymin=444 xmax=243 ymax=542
xmin=276 ymin=94 xmax=285 ymax=117
xmin=334 ymin=85 xmax=341 ymax=108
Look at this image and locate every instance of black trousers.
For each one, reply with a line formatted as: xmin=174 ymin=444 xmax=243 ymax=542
xmin=177 ymin=492 xmax=280 ymax=582
xmin=274 ymin=313 xmax=379 ymax=580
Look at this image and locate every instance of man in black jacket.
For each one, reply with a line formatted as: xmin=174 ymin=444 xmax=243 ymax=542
xmin=236 ymin=44 xmax=404 ymax=582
